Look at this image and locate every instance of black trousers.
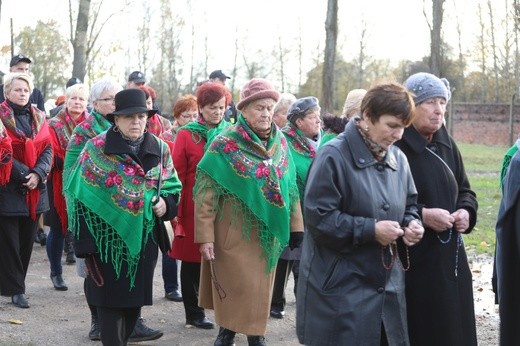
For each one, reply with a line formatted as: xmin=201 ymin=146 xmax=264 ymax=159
xmin=0 ymin=214 xmax=39 ymax=296
xmin=97 ymin=306 xmax=140 ymax=346
xmin=180 ymin=261 xmax=204 ymax=320
xmin=271 ymin=258 xmax=297 ymax=311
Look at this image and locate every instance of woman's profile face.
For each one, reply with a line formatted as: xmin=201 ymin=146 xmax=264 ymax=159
xmin=114 ymin=113 xmax=148 ymax=141
xmin=200 ymin=97 xmax=226 ymax=128
xmin=365 ymin=114 xmax=406 ymax=149
xmin=6 ymin=79 xmax=31 ymax=107
xmin=296 ymin=111 xmax=322 ymax=139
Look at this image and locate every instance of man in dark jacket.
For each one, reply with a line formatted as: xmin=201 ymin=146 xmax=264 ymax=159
xmin=209 ymin=69 xmax=237 ymax=123
xmin=0 ymin=55 xmax=45 ymax=112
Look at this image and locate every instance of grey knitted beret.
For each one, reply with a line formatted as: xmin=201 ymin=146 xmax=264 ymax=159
xmin=403 ymin=72 xmax=451 ymax=105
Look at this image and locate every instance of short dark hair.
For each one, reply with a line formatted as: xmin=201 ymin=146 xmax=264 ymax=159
xmin=361 ymin=83 xmax=415 ymax=126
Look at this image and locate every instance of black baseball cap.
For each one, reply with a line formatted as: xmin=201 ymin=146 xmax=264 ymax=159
xmin=128 ymin=71 xmax=146 ymax=84
xmin=10 ymin=54 xmax=32 ymax=67
xmin=209 ymin=70 xmax=230 ymax=81
xmin=66 ymin=77 xmax=82 ymax=88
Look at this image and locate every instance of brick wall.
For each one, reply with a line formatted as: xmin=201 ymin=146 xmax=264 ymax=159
xmin=449 ymin=104 xmax=520 ymax=146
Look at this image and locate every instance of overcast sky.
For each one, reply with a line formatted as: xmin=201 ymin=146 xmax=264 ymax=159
xmin=0 ymin=0 xmax=507 ymax=90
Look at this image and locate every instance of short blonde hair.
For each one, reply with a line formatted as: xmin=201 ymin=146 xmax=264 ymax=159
xmin=65 ymin=83 xmax=89 ymax=101
xmin=3 ymin=72 xmax=34 ymax=99
xmin=342 ymin=88 xmax=366 ymax=119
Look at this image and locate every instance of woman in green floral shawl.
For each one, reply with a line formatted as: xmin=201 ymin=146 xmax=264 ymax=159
xmin=64 ymin=89 xmax=181 ymax=346
xmin=194 ymin=78 xmax=304 ymax=346
xmin=269 ymin=96 xmax=323 ymax=321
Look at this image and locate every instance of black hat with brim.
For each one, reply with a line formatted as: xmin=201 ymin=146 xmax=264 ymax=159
xmin=106 ymin=88 xmax=157 ymax=123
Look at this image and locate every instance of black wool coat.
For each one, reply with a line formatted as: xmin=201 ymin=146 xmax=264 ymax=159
xmin=395 ymin=125 xmax=478 ymax=346
xmin=495 ymin=148 xmax=520 ymax=345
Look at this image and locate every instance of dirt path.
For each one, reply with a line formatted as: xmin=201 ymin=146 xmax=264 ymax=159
xmin=0 ymin=245 xmax=499 ymax=345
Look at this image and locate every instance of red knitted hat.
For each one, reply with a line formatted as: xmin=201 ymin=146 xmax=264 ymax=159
xmin=236 ymin=78 xmax=280 ymax=111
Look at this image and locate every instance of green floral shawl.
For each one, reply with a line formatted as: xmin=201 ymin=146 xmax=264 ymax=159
xmin=180 ymin=115 xmax=231 ymax=149
xmin=281 ymin=122 xmax=319 ymax=201
xmin=194 ymin=115 xmax=299 ymax=272
xmin=64 ymin=133 xmax=182 ymax=288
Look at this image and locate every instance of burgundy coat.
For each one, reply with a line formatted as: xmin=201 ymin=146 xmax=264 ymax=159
xmin=169 ymin=128 xmax=205 ymax=262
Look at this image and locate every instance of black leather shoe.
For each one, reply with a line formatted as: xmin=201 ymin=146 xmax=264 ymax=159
xmin=11 ymin=294 xmax=29 ymax=308
xmin=214 ymin=327 xmax=236 ymax=346
xmin=270 ymin=308 xmax=285 ymax=319
xmin=129 ymin=317 xmax=163 ymax=342
xmin=65 ymin=251 xmax=76 ymax=264
xmin=165 ymin=290 xmax=183 ymax=302
xmin=247 ymin=335 xmax=266 ymax=346
xmin=186 ymin=316 xmax=215 ymax=329
xmin=50 ymin=274 xmax=68 ymax=291
xmin=35 ymin=228 xmax=47 ymax=246
xmin=88 ymin=316 xmax=101 ymax=341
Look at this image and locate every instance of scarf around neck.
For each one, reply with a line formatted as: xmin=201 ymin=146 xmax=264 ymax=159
xmin=0 ymin=101 xmax=51 ymax=219
xmin=0 ymin=118 xmax=12 ymax=185
xmin=281 ymin=122 xmax=317 ymax=200
xmin=64 ymin=133 xmax=182 ymax=288
xmin=180 ymin=115 xmax=231 ymax=149
xmin=194 ymin=115 xmax=299 ymax=272
xmin=64 ymin=110 xmax=111 ymax=182
xmin=48 ymin=108 xmax=87 ymax=232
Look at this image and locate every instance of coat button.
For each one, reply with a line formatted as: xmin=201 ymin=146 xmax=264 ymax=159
xmin=358 ymin=158 xmax=365 ymax=164
xmin=377 ymin=287 xmax=384 ymax=294
xmin=376 ymin=164 xmax=384 ymax=171
xmin=383 ymin=204 xmax=390 ymax=211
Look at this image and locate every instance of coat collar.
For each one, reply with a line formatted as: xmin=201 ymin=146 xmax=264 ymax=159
xmin=401 ymin=124 xmax=452 ymax=154
xmin=104 ymin=127 xmax=161 ymax=169
xmin=343 ymin=119 xmax=398 ymax=171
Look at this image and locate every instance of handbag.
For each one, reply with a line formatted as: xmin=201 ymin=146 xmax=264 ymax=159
xmin=153 ymin=142 xmax=173 ymax=255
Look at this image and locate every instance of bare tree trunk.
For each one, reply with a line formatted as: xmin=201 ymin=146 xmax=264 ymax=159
xmin=477 ymin=3 xmax=487 ymax=102
xmin=488 ymin=0 xmax=500 ymax=102
xmin=515 ymin=0 xmax=520 ymax=95
xmin=71 ymin=0 xmax=90 ymax=81
xmin=298 ymin=20 xmax=303 ymax=90
xmin=429 ymin=0 xmax=444 ymax=76
xmin=322 ymin=0 xmax=338 ymax=113
xmin=454 ymin=3 xmax=465 ymax=101
xmin=278 ymin=34 xmax=285 ymax=92
xmin=357 ymin=21 xmax=367 ymax=87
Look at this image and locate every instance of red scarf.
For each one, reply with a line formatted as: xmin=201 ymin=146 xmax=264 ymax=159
xmin=48 ymin=108 xmax=86 ymax=232
xmin=0 ymin=101 xmax=52 ymax=220
xmin=0 ymin=133 xmax=12 ymax=185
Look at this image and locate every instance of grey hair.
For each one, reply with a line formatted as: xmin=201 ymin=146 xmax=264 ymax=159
xmin=273 ymin=93 xmax=297 ymax=115
xmin=89 ymin=79 xmax=123 ymax=107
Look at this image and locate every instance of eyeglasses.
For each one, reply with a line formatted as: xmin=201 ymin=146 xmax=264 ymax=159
xmin=98 ymin=98 xmax=115 ymax=103
xmin=180 ymin=112 xmax=198 ymax=119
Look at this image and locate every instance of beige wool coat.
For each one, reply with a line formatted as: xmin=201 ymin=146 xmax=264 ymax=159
xmin=195 ymin=180 xmax=304 ymax=336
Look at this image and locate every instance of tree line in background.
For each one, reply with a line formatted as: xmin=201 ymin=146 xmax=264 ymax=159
xmin=2 ymin=0 xmax=520 ymax=115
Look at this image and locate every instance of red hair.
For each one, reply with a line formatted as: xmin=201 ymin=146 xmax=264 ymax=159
xmin=172 ymin=94 xmax=197 ymax=119
xmin=138 ymin=85 xmax=157 ymax=100
xmin=195 ymin=82 xmax=231 ymax=109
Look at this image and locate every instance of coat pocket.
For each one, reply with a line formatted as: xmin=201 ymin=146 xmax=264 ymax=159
xmin=321 ymin=256 xmax=341 ymax=291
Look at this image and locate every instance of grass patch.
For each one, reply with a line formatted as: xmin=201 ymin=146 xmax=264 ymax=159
xmin=458 ymin=143 xmax=507 ymax=254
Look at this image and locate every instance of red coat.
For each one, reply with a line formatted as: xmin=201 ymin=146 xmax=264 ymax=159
xmin=169 ymin=128 xmax=205 ymax=262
